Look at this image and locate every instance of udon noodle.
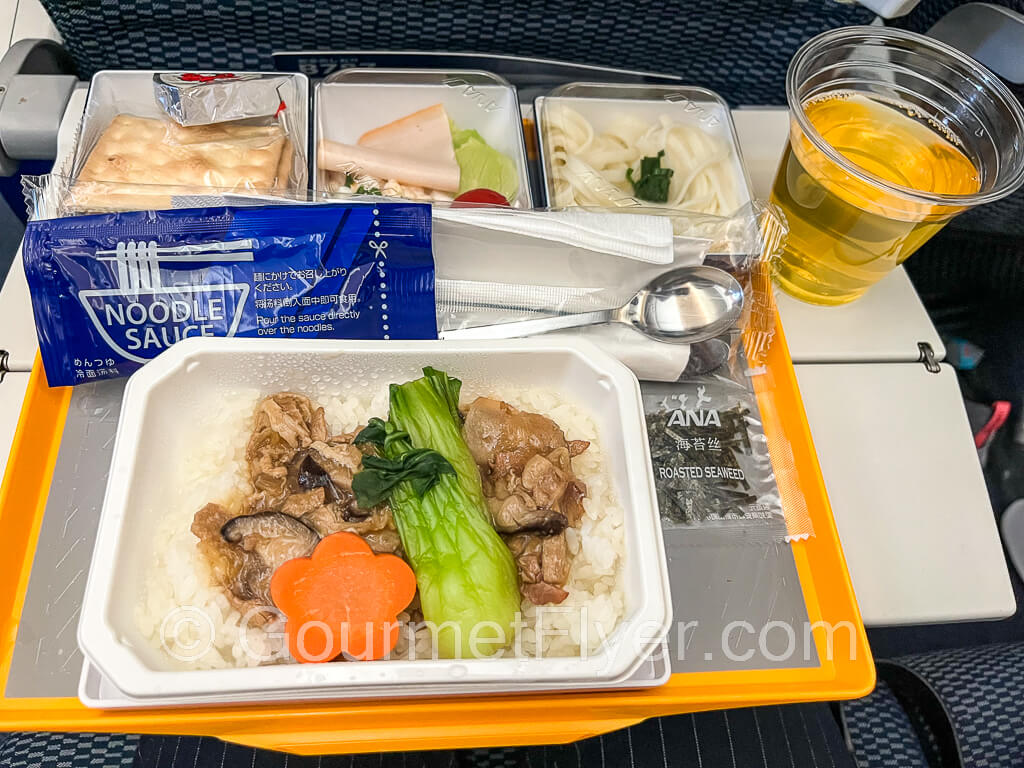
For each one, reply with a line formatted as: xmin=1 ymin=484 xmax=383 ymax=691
xmin=544 ymin=105 xmax=742 ymax=216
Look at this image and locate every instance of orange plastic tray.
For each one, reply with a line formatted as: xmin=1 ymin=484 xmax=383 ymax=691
xmin=0 ymin=312 xmax=874 ymax=754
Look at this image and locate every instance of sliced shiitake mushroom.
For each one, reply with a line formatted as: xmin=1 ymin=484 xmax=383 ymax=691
xmin=288 ymin=451 xmax=345 ymax=503
xmin=220 ymin=512 xmax=320 ymax=604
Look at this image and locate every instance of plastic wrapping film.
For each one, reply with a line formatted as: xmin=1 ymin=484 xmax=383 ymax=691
xmin=53 ymin=70 xmax=309 ymax=213
xmin=433 ymin=201 xmax=770 ymax=381
xmin=24 ymin=174 xmax=313 ymax=221
xmin=641 ymin=254 xmax=813 ymax=543
xmin=24 ymin=177 xmax=771 ymax=382
xmin=22 ymin=168 xmax=811 ymax=538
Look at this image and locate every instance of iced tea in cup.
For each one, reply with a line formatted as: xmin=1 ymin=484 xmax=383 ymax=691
xmin=771 ymin=27 xmax=1024 ymax=305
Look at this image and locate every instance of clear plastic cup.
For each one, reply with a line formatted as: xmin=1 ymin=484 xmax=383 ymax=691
xmin=770 ymin=26 xmax=1024 ymax=305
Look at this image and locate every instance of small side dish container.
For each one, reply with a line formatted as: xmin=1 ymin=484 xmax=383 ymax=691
xmin=78 ymin=337 xmax=670 ymax=700
xmin=314 ymin=69 xmax=532 ymax=207
xmin=535 ymin=82 xmax=753 ymax=213
xmin=69 ymin=70 xmax=309 ymax=191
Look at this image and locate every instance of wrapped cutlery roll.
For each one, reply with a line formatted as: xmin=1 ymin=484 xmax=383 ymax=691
xmin=433 ymin=204 xmax=783 ymax=383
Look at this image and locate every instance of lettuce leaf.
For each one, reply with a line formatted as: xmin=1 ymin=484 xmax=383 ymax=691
xmin=450 ymin=124 xmax=519 ymax=202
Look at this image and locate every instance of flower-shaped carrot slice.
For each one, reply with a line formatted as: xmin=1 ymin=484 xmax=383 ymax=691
xmin=270 ymin=531 xmax=416 ymax=663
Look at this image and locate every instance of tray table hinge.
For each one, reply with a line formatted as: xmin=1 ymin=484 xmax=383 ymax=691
xmin=918 ymin=342 xmax=941 ymax=373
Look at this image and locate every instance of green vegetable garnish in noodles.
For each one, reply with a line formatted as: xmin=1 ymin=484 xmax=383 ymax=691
xmin=353 ymin=369 xmax=521 ymax=658
xmin=626 ymin=150 xmax=674 ymax=204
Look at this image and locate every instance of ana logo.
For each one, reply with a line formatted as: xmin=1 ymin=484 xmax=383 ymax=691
xmin=662 ymin=94 xmax=722 ymax=129
xmin=442 ymin=77 xmax=501 ymax=112
xmin=665 ymin=385 xmax=721 ymax=427
xmin=78 ymin=239 xmax=253 ymax=363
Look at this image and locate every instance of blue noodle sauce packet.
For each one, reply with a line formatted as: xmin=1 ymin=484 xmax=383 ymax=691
xmin=23 ymin=203 xmax=437 ymax=387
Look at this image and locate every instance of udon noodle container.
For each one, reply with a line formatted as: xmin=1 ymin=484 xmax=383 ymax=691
xmin=535 ymin=83 xmax=753 ymax=217
xmin=77 ymin=338 xmax=671 ymax=701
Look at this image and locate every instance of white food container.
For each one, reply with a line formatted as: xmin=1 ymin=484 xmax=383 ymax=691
xmin=78 ymin=641 xmax=671 ymax=709
xmin=535 ymin=82 xmax=753 ymax=213
xmin=78 ymin=337 xmax=671 ymax=700
xmin=314 ymin=69 xmax=532 ymax=207
xmin=67 ymin=70 xmax=310 ymax=192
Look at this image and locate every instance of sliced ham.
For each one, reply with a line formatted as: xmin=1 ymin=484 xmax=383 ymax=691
xmin=358 ymin=103 xmax=457 ymax=167
xmin=318 ymin=139 xmax=461 ymax=193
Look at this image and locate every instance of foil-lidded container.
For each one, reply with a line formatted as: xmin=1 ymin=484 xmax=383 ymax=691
xmin=154 ymin=72 xmax=291 ymax=126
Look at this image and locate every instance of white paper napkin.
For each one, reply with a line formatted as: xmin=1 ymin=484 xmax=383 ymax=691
xmin=545 ymin=325 xmax=691 ymax=382
xmin=433 ymin=208 xmax=678 ymax=264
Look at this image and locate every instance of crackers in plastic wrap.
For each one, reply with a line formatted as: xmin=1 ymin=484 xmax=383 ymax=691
xmin=69 ymin=115 xmax=290 ymax=211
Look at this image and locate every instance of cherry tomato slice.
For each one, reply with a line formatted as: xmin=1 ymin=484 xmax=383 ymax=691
xmin=452 ymin=188 xmax=511 ymax=208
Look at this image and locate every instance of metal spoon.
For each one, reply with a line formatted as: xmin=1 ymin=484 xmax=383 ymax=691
xmin=439 ymin=266 xmax=744 ymax=344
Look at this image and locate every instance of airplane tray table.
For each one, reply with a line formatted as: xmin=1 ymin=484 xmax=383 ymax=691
xmin=0 ymin=307 xmax=873 ymax=754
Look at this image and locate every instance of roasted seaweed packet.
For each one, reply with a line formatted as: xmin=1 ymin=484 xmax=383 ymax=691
xmin=641 ymin=374 xmax=788 ymax=541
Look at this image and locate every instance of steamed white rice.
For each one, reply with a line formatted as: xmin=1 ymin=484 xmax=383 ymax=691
xmin=136 ymin=385 xmax=626 ymax=669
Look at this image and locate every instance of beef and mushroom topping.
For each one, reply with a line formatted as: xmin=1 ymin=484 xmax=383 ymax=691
xmin=463 ymin=397 xmax=591 ymax=605
xmin=194 ymin=395 xmax=405 ymax=619
xmin=254 ymin=392 xmax=326 ymax=448
xmin=194 ymin=385 xmax=601 ymax=643
xmin=503 ymin=531 xmax=571 ymax=605
xmin=239 ymin=395 xmax=400 ymax=549
xmin=462 ymin=397 xmax=589 ymax=478
xmin=245 ymin=394 xmax=363 ymax=514
xmin=191 ymin=504 xmax=319 ymax=616
xmin=288 ymin=441 xmax=363 ymax=500
xmin=280 ymin=488 xmax=325 ymax=518
xmin=192 ymin=503 xmax=251 ymax=606
xmin=299 ymin=499 xmax=398 ymax=544
xmin=486 ymin=493 xmax=568 ymax=535
xmin=245 ymin=393 xmax=325 ymax=511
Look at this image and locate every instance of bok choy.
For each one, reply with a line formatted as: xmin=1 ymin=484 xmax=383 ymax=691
xmin=353 ymin=368 xmax=520 ymax=658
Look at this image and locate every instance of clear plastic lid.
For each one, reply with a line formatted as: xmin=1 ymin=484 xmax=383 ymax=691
xmin=322 ymin=67 xmax=515 ymax=88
